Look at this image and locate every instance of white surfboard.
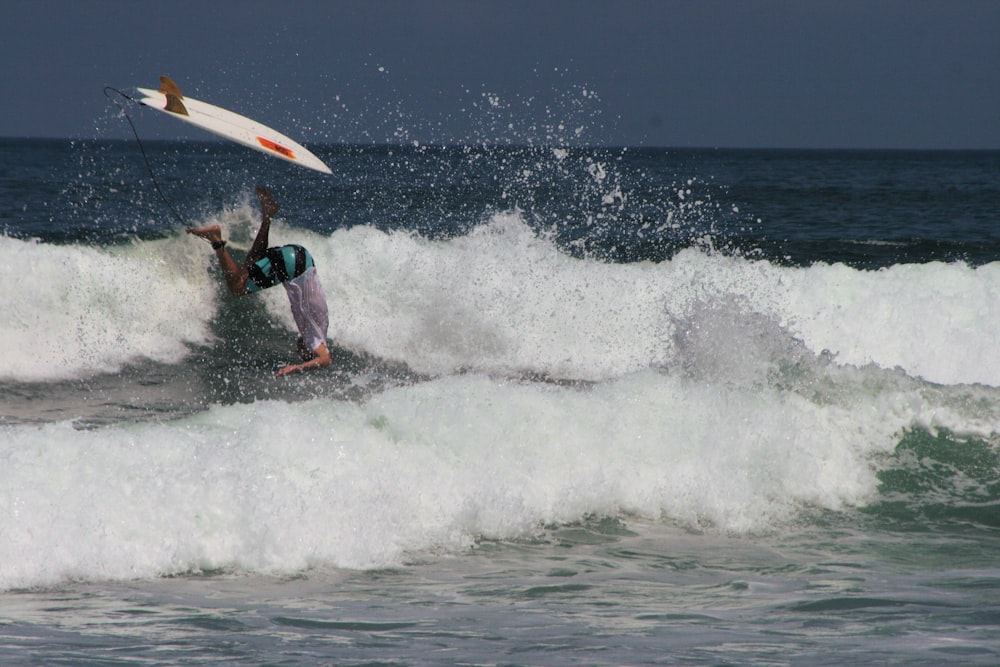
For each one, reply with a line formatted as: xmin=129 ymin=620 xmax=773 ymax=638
xmin=137 ymin=77 xmax=332 ymax=174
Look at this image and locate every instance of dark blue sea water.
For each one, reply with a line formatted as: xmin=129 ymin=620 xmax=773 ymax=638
xmin=2 ymin=135 xmax=999 ymax=665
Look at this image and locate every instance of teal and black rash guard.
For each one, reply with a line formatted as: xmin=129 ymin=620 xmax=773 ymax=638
xmin=245 ymin=244 xmax=330 ymax=355
xmin=245 ymin=244 xmax=314 ymax=293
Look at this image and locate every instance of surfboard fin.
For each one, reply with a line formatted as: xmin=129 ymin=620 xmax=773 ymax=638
xmin=158 ymin=76 xmax=189 ymax=116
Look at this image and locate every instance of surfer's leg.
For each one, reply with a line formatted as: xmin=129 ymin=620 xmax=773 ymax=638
xmin=186 ymin=226 xmax=249 ymax=295
xmin=246 ymin=185 xmax=279 ymax=265
xmin=187 ymin=186 xmax=278 ymax=296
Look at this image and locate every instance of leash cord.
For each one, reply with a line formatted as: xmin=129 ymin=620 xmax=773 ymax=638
xmin=103 ymin=86 xmax=186 ymax=226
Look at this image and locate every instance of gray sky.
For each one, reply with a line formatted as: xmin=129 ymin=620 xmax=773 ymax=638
xmin=2 ymin=0 xmax=998 ymax=148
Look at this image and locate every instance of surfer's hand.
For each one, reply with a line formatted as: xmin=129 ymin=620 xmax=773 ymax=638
xmin=275 ymin=364 xmax=298 ymax=378
xmin=275 ymin=344 xmax=331 ymax=378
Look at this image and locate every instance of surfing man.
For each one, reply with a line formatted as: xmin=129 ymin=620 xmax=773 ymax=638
xmin=187 ymin=186 xmax=331 ymax=377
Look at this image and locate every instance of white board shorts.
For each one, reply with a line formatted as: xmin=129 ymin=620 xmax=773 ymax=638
xmin=282 ymin=267 xmax=330 ymax=354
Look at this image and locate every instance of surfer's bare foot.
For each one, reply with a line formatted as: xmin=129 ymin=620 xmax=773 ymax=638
xmin=186 ymin=225 xmax=223 ymax=244
xmin=256 ymin=186 xmax=279 ymax=218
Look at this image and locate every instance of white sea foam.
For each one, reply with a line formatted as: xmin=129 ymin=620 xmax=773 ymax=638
xmin=307 ymin=211 xmax=1000 ymax=387
xmin=5 ymin=362 xmax=985 ymax=590
xmin=6 ymin=206 xmax=1000 ymax=587
xmin=6 ymin=209 xmax=1000 ymax=387
xmin=302 ymin=212 xmax=674 ymax=380
xmin=0 ymin=234 xmax=216 ymax=381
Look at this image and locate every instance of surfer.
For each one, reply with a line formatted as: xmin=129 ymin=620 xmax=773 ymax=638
xmin=187 ymin=186 xmax=331 ymax=377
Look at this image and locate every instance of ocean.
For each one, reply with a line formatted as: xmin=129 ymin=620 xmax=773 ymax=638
xmin=2 ymin=135 xmax=999 ymax=665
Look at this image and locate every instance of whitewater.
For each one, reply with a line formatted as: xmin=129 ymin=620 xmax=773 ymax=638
xmin=4 ymin=206 xmax=1000 ymax=592
xmin=1 ymin=140 xmax=998 ymax=665
xmin=7 ymin=207 xmax=1000 ymax=386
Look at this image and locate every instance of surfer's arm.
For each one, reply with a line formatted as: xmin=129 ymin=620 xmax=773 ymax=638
xmin=275 ymin=343 xmax=332 ymax=378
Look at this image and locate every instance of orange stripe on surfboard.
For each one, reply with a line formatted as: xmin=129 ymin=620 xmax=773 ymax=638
xmin=257 ymin=136 xmax=296 ymax=160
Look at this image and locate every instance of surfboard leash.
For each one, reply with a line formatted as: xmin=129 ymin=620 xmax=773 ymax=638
xmin=103 ymin=86 xmax=187 ymax=227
